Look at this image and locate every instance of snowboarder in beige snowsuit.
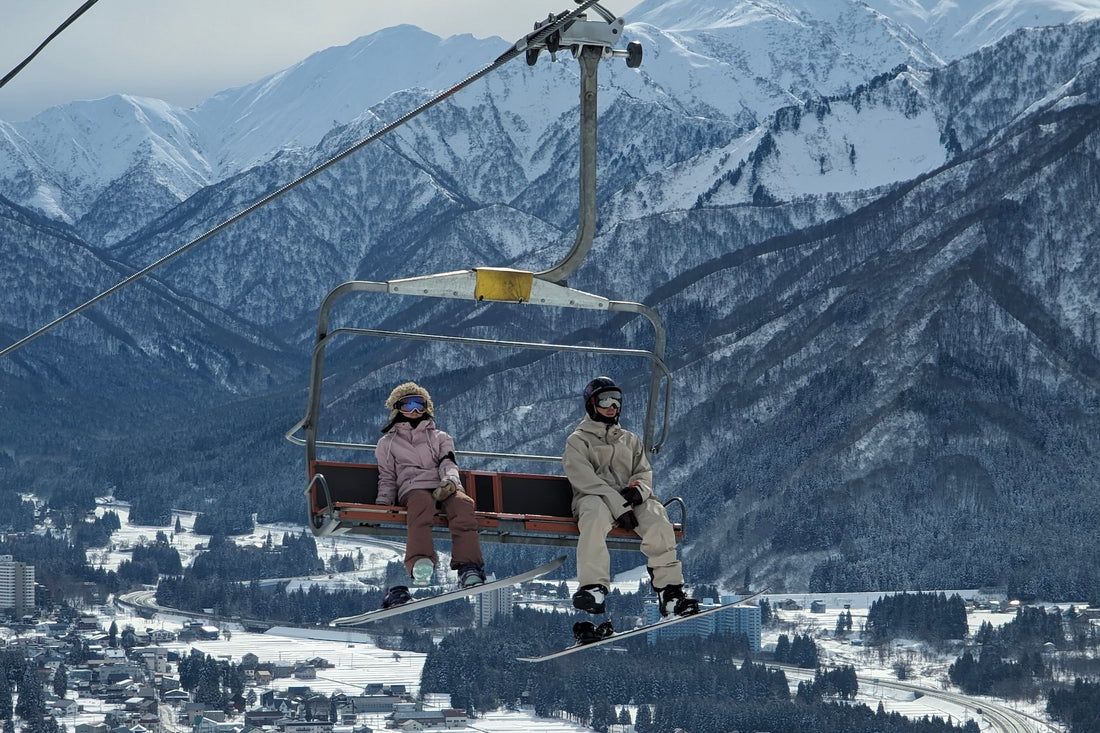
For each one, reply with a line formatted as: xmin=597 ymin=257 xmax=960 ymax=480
xmin=563 ymin=376 xmax=699 ymax=617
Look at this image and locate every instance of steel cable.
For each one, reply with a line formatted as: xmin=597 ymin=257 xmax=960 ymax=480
xmin=0 ymin=0 xmax=103 ymax=90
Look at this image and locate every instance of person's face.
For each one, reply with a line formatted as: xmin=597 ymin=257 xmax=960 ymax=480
xmin=596 ymin=403 xmax=619 ymax=418
xmin=593 ymin=390 xmax=621 ymax=418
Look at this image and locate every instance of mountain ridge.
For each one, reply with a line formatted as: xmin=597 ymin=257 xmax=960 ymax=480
xmin=2 ymin=1 xmax=1098 ymax=598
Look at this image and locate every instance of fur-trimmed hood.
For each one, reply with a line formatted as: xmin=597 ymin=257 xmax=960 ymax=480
xmin=385 ymin=382 xmax=434 ymax=420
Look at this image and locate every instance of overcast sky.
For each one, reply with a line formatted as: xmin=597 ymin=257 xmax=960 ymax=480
xmin=0 ymin=1 xmax=611 ymax=122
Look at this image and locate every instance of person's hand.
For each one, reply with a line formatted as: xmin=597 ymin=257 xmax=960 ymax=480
xmin=433 ymin=479 xmax=458 ymax=502
xmin=620 ymin=481 xmax=644 ymax=508
xmin=616 ymin=509 xmax=639 ymax=531
xmin=375 ymin=496 xmax=394 ymax=506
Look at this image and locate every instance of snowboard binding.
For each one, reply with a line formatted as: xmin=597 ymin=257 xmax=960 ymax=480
xmin=656 ymin=584 xmax=700 ymax=617
xmin=573 ymin=620 xmax=615 ymax=644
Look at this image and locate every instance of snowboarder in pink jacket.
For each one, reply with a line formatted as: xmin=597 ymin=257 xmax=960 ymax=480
xmin=375 ymin=382 xmax=486 ymax=607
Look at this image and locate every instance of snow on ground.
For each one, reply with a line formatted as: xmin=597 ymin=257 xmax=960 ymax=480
xmin=78 ymin=603 xmax=599 ymax=733
xmin=466 ymin=710 xmax=595 ymax=732
xmin=90 ymin=501 xmax=406 ymax=579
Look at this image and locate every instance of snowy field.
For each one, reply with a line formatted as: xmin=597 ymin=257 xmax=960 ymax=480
xmin=77 ymin=500 xmax=1070 ymax=731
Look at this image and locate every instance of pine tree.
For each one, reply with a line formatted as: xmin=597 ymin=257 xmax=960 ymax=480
xmin=775 ymin=634 xmax=791 ymax=662
xmin=15 ymin=666 xmax=44 ymax=721
xmin=0 ymin=674 xmax=12 ymax=720
xmin=591 ymin=698 xmax=615 ymax=733
xmin=52 ymin=664 xmax=67 ymax=699
xmin=120 ymin=626 xmax=138 ymax=649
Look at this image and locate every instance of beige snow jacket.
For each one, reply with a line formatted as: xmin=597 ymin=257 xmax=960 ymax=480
xmin=562 ymin=416 xmax=655 ymax=520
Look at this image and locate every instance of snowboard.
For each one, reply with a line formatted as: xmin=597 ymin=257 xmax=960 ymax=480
xmin=517 ymin=587 xmax=769 ymax=663
xmin=330 ymin=555 xmax=567 ymax=626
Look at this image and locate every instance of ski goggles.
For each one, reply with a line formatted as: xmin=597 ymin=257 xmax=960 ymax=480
xmin=396 ymin=396 xmax=427 ymax=413
xmin=594 ymin=391 xmax=622 ymax=409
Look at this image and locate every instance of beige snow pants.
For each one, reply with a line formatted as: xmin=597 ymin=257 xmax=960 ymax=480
xmin=575 ymin=493 xmax=683 ymax=589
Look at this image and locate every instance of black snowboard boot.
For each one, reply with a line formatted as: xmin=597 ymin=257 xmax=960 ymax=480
xmin=573 ymin=620 xmax=615 ymax=644
xmin=456 ymin=562 xmax=486 ymax=588
xmin=381 ymin=585 xmax=412 ymax=609
xmin=572 ymin=584 xmax=609 ymax=614
xmin=656 ymin=584 xmax=700 ymax=617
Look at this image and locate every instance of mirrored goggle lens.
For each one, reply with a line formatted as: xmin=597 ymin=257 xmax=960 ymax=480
xmin=398 ymin=396 xmax=426 ymax=412
xmin=595 ymin=392 xmax=622 ymax=408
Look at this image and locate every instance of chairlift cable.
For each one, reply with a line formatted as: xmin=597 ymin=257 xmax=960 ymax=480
xmin=0 ymin=0 xmax=103 ymax=90
xmin=0 ymin=0 xmax=605 ymax=360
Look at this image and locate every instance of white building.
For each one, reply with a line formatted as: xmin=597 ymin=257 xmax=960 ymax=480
xmin=0 ymin=554 xmax=35 ymax=617
xmin=475 ymin=586 xmax=512 ymax=627
xmin=645 ymin=595 xmax=762 ymax=651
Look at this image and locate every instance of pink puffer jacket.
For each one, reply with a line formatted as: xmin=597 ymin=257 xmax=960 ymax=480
xmin=375 ymin=418 xmax=461 ymax=505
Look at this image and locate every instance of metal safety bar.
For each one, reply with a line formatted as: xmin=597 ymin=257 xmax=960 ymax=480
xmin=288 ymin=284 xmax=672 ymax=468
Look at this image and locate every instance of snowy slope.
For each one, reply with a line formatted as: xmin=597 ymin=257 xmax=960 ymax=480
xmin=863 ymin=0 xmax=1100 ymax=59
xmin=0 ymin=27 xmax=504 ymax=241
xmin=186 ymin=27 xmax=500 ymax=174
xmin=4 ymin=0 xmax=1091 ymax=243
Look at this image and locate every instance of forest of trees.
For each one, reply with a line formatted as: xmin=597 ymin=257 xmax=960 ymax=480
xmin=0 ymin=533 xmax=119 ymax=606
xmin=864 ymin=592 xmax=969 ymax=642
xmin=154 ymin=531 xmax=340 ymax=619
xmin=772 ymin=633 xmax=819 ymax=668
xmin=116 ymin=530 xmax=183 ymax=585
xmin=948 ymin=649 xmax=1048 ymax=698
xmin=177 ymin=649 xmax=248 ymax=711
xmin=1048 ymin=679 xmax=1100 ymax=733
xmin=419 ymin=607 xmax=978 ymax=733
xmin=948 ymin=605 xmax=1072 ymax=700
xmin=0 ymin=649 xmax=63 ymax=733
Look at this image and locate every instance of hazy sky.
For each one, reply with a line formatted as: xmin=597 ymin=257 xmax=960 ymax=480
xmin=0 ymin=1 xmax=613 ymax=122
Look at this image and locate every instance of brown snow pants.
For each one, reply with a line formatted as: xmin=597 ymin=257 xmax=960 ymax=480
xmin=402 ymin=489 xmax=483 ymax=575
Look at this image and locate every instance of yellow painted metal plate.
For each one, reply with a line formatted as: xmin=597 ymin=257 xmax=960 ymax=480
xmin=474 ymin=268 xmax=535 ymax=302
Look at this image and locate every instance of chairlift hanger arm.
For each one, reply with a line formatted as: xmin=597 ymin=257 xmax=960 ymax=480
xmin=522 ymin=3 xmax=643 ymax=287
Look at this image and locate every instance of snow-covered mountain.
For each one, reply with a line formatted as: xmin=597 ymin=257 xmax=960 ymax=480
xmin=2 ymin=1 xmax=1099 ymax=598
xmin=5 ymin=0 xmax=1097 ymax=244
xmin=863 ymin=0 xmax=1100 ymax=59
xmin=0 ymin=27 xmax=500 ymax=243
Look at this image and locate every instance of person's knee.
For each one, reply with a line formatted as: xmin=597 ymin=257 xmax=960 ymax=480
xmin=449 ymin=513 xmax=478 ymax=532
xmin=576 ymin=501 xmax=612 ymax=531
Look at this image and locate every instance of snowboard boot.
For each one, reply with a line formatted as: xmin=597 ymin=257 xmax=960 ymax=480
xmin=572 ymin=583 xmax=609 ymax=614
xmin=573 ymin=620 xmax=615 ymax=644
xmin=411 ymin=558 xmax=435 ymax=587
xmin=381 ymin=585 xmax=412 ymax=609
xmin=656 ymin=584 xmax=700 ymax=617
xmin=456 ymin=562 xmax=486 ymax=588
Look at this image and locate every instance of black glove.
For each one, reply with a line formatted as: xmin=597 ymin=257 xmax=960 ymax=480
xmin=620 ymin=482 xmax=644 ymax=508
xmin=616 ymin=510 xmax=639 ymax=531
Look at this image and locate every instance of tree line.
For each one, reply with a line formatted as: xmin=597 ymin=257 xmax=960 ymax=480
xmin=419 ymin=606 xmax=977 ymax=733
xmin=864 ymin=592 xmax=968 ymax=642
xmin=1 ymin=648 xmax=65 ymax=733
xmin=1048 ymin=679 xmax=1100 ymax=733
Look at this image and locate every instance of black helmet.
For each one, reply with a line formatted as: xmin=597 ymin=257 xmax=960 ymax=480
xmin=583 ymin=376 xmax=622 ymax=419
